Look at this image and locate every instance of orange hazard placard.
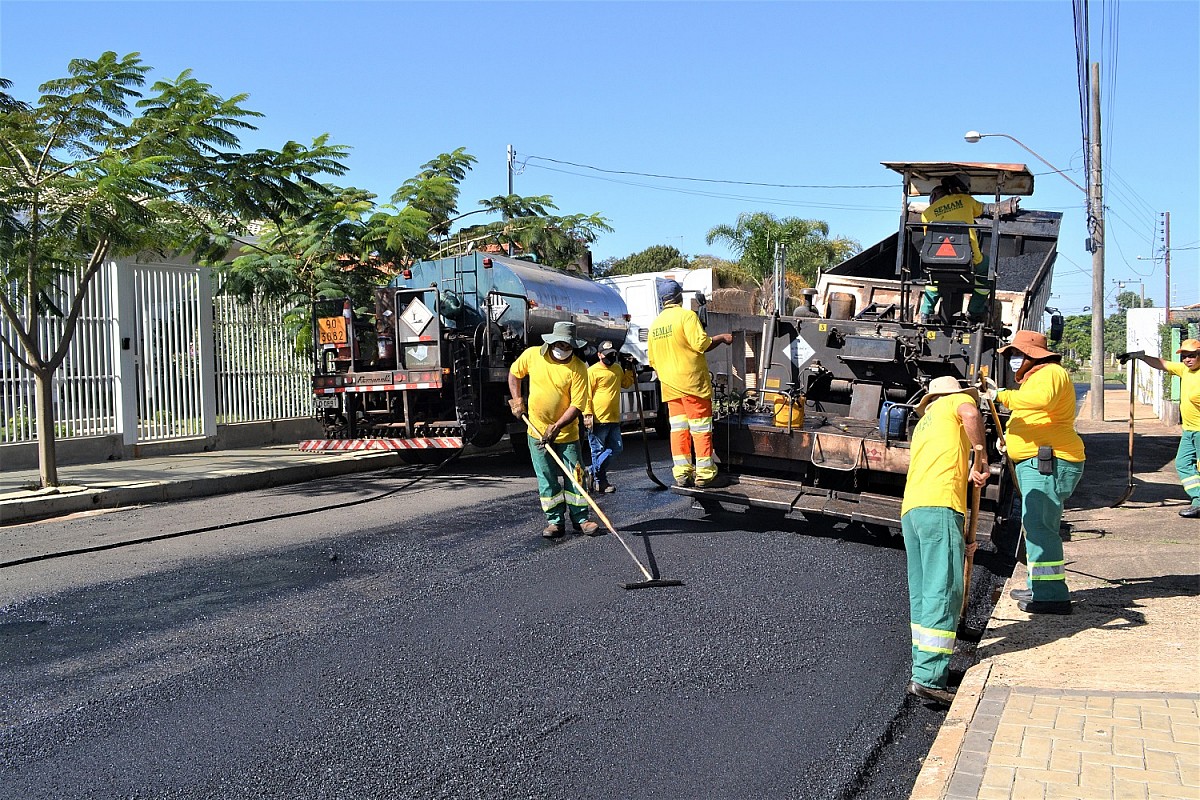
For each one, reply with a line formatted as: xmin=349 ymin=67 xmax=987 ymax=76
xmin=317 ymin=316 xmax=348 ymax=345
xmin=935 ymin=237 xmax=959 ymax=257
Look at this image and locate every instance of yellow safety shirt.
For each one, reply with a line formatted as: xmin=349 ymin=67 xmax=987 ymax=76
xmin=1164 ymin=361 xmax=1200 ymax=431
xmin=588 ymin=361 xmax=634 ymax=424
xmin=647 ymin=305 xmax=713 ymax=402
xmin=509 ymin=346 xmax=590 ymax=444
xmin=902 ymin=392 xmax=976 ymax=515
xmin=995 ymin=363 xmax=1085 ymax=462
xmin=922 ymin=192 xmax=986 ymax=265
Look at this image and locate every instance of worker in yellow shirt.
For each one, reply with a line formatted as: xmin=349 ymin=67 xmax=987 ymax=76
xmin=1119 ymin=338 xmax=1200 ymax=517
xmin=919 ymin=173 xmax=1020 ymax=325
xmin=585 ymin=341 xmax=635 ymax=493
xmin=508 ymin=321 xmax=600 ymax=539
xmin=901 ymin=376 xmax=989 ymax=707
xmin=647 ymin=279 xmax=733 ymax=488
xmin=985 ymin=330 xmax=1086 ymax=615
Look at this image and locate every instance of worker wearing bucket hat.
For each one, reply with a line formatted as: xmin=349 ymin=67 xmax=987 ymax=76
xmin=901 ymin=376 xmax=990 ymax=707
xmin=647 ymin=279 xmax=733 ymax=488
xmin=1119 ymin=338 xmax=1200 ymax=517
xmin=585 ymin=340 xmax=635 ymax=493
xmin=918 ymin=173 xmax=1021 ymax=325
xmin=986 ymin=330 xmax=1086 ymax=615
xmin=508 ymin=321 xmax=600 ymax=538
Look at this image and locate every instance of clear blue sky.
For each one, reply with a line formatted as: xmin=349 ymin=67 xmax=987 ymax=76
xmin=2 ymin=1 xmax=1196 ymax=315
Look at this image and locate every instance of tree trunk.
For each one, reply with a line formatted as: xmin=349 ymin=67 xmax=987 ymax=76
xmin=33 ymin=368 xmax=59 ymax=488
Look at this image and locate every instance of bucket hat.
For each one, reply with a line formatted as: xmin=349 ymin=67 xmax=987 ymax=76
xmin=1175 ymin=338 xmax=1200 ymax=355
xmin=658 ymin=279 xmax=683 ymax=302
xmin=915 ymin=375 xmax=980 ymax=416
xmin=542 ymin=321 xmax=586 ymax=349
xmin=997 ymin=329 xmax=1059 ymax=361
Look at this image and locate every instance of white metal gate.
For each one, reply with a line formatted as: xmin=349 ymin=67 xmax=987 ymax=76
xmin=133 ymin=264 xmax=206 ymax=442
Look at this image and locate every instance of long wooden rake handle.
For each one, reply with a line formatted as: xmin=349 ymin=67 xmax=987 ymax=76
xmin=522 ymin=415 xmax=655 ymax=582
xmin=961 ymin=445 xmax=984 ymax=622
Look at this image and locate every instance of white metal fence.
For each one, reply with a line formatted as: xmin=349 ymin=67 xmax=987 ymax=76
xmin=1 ymin=257 xmax=312 ymax=447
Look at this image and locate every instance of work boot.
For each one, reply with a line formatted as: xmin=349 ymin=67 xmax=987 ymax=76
xmin=542 ymin=523 xmax=564 ymax=539
xmin=1179 ymin=505 xmax=1200 ymax=518
xmin=907 ymin=681 xmax=955 ymax=708
xmin=1009 ymin=588 xmax=1033 ymax=602
xmin=695 ymin=474 xmax=730 ymax=489
xmin=579 ymin=521 xmax=603 ymax=536
xmin=599 ymin=481 xmax=615 ymax=494
xmin=918 ymin=314 xmax=937 ymax=326
xmin=675 ymin=475 xmax=695 ymax=488
xmin=1018 ymin=599 xmax=1073 ymax=615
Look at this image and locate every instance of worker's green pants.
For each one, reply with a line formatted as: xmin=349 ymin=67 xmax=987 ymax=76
xmin=1015 ymin=457 xmax=1085 ymax=602
xmin=528 ymin=436 xmax=589 ymax=528
xmin=1176 ymin=430 xmax=1200 ymax=506
xmin=919 ymin=256 xmax=991 ymax=317
xmin=901 ymin=506 xmax=965 ymax=690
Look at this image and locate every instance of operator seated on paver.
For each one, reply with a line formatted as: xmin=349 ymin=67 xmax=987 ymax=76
xmin=902 ymin=376 xmax=989 ymax=708
xmin=983 ymin=330 xmax=1086 ymax=615
xmin=919 ymin=173 xmax=1020 ymax=325
xmin=646 ymin=279 xmax=733 ymax=489
xmin=508 ymin=321 xmax=601 ymax=539
xmin=585 ymin=340 xmax=635 ymax=494
xmin=1118 ymin=338 xmax=1200 ymax=518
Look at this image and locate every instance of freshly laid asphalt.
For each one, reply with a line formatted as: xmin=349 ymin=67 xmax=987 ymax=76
xmin=0 ymin=440 xmax=1011 ymax=799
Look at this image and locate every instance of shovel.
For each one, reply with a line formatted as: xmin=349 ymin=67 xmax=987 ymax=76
xmin=1111 ymin=359 xmax=1137 ymax=507
xmin=632 ymin=381 xmax=668 ymax=490
xmin=961 ymin=446 xmax=984 ymax=623
xmin=522 ymin=415 xmax=682 ymax=590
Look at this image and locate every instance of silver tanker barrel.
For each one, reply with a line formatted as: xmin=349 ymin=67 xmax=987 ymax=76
xmin=393 ymin=252 xmax=628 ymax=349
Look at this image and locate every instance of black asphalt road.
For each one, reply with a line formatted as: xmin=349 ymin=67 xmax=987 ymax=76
xmin=0 ymin=443 xmax=1008 ymax=799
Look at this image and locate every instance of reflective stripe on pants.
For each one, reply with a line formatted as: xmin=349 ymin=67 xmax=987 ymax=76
xmin=1015 ymin=456 xmax=1084 ymax=602
xmin=529 ymin=436 xmax=589 ymax=527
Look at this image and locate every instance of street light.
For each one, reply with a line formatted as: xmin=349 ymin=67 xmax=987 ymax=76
xmin=966 ymin=128 xmax=1106 ymax=420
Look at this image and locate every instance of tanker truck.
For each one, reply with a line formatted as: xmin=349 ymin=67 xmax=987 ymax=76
xmin=302 ymin=252 xmax=656 ymax=458
xmin=675 ymin=161 xmax=1065 ymax=543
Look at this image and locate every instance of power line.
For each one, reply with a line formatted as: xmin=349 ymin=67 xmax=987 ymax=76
xmin=522 ymin=154 xmax=894 ymax=190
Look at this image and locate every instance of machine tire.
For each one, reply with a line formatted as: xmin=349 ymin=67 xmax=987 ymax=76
xmin=654 ymin=402 xmax=671 ymax=440
xmin=469 ymin=419 xmax=505 ymax=448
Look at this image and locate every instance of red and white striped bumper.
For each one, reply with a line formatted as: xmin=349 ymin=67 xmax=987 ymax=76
xmin=298 ymin=437 xmax=463 ymax=452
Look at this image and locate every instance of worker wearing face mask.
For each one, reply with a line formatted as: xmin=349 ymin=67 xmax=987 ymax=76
xmin=585 ymin=341 xmax=635 ymax=493
xmin=508 ymin=321 xmax=599 ymax=538
xmin=983 ymin=330 xmax=1086 ymax=615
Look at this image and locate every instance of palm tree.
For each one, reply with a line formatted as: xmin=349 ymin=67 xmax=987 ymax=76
xmin=705 ymin=212 xmax=858 ymax=309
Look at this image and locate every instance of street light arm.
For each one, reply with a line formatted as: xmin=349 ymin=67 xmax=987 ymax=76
xmin=964 ymin=131 xmax=1088 ymax=196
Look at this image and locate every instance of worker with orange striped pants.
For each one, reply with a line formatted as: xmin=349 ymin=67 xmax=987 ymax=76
xmin=647 ymin=279 xmax=732 ymax=488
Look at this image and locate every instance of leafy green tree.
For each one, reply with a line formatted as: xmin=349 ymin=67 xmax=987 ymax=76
xmin=600 ymin=244 xmax=690 ymax=276
xmin=705 ymin=212 xmax=858 ymax=309
xmin=0 ymin=52 xmax=348 ymax=487
xmin=1056 ymin=314 xmax=1093 ymax=361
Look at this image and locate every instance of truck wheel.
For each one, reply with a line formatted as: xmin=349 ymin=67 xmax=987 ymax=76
xmin=509 ymin=432 xmax=531 ymax=462
xmin=654 ymin=403 xmax=671 ymax=439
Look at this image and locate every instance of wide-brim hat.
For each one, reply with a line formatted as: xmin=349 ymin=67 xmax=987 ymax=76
xmin=1176 ymin=338 xmax=1200 ymax=355
xmin=915 ymin=375 xmax=979 ymax=416
xmin=542 ymin=321 xmax=586 ymax=349
xmin=997 ymin=329 xmax=1059 ymax=361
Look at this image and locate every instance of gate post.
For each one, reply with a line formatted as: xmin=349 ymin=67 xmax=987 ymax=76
xmin=111 ymin=259 xmax=139 ymax=450
xmin=197 ymin=265 xmax=218 ymax=438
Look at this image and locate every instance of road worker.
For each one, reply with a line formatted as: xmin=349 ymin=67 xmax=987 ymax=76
xmin=985 ymin=329 xmax=1086 ymax=615
xmin=585 ymin=341 xmax=635 ymax=493
xmin=919 ymin=173 xmax=1020 ymax=325
xmin=1119 ymin=339 xmax=1200 ymax=518
xmin=902 ymin=376 xmax=989 ymax=708
xmin=508 ymin=321 xmax=600 ymax=538
xmin=646 ymin=279 xmax=733 ymax=488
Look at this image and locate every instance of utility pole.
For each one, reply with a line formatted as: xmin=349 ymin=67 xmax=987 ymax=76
xmin=1164 ymin=211 xmax=1172 ymax=320
xmin=1089 ymin=61 xmax=1106 ymax=421
xmin=506 ymin=144 xmax=515 ymax=257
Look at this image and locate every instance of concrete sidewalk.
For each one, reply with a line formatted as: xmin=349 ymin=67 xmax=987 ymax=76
xmin=913 ymin=388 xmax=1200 ymax=800
xmin=0 ymin=444 xmax=471 ymax=526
